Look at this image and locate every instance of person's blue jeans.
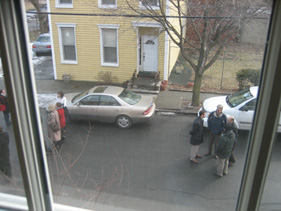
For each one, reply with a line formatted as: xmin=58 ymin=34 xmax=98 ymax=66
xmin=3 ymin=112 xmax=11 ymax=124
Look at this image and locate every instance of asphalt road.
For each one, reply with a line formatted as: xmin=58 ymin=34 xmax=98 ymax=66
xmin=33 ymin=56 xmax=54 ymax=80
xmin=38 ymin=110 xmax=280 ymax=211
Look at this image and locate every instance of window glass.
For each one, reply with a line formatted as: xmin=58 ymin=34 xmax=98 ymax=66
xmin=0 ymin=59 xmax=26 ymax=198
xmin=244 ymin=99 xmax=256 ymax=111
xmin=80 ymin=95 xmax=100 ymax=105
xmin=102 ymin=0 xmax=116 ymax=6
xmin=226 ymin=88 xmax=254 ymax=108
xmin=60 ymin=0 xmax=72 ymax=3
xmin=2 ymin=0 xmax=279 ymax=210
xmin=99 ymin=95 xmax=120 ymax=106
xmin=61 ymin=27 xmax=76 ymax=61
xmin=102 ymin=29 xmax=117 ymax=63
xmin=36 ymin=36 xmax=50 ymax=42
xmin=118 ymin=89 xmax=141 ymax=105
xmin=260 ymin=117 xmax=281 ymax=209
xmin=141 ymin=0 xmax=158 ymax=7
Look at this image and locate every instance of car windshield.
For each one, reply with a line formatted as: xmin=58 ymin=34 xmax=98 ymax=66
xmin=71 ymin=89 xmax=89 ymax=103
xmin=226 ymin=88 xmax=254 ymax=108
xmin=36 ymin=36 xmax=50 ymax=42
xmin=118 ymin=89 xmax=141 ymax=105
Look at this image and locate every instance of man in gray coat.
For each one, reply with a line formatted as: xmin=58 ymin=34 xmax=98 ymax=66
xmin=189 ymin=110 xmax=206 ymax=164
xmin=215 ymin=123 xmax=236 ymax=177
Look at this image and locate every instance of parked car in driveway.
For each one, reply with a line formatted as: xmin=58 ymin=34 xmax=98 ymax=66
xmin=32 ymin=33 xmax=51 ymax=56
xmin=199 ymin=86 xmax=281 ymax=132
xmin=65 ymin=85 xmax=156 ymax=128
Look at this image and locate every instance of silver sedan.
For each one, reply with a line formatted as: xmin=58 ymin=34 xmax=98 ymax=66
xmin=32 ymin=33 xmax=51 ymax=56
xmin=65 ymin=86 xmax=156 ymax=128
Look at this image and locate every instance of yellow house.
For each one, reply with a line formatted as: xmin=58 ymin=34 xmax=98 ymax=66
xmin=48 ymin=0 xmax=184 ymax=85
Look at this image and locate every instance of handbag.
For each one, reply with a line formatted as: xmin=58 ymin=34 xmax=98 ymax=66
xmin=0 ymin=96 xmax=6 ymax=111
xmin=0 ymin=103 xmax=6 ymax=111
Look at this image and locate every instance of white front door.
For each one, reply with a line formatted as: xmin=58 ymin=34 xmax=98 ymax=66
xmin=141 ymin=36 xmax=158 ymax=72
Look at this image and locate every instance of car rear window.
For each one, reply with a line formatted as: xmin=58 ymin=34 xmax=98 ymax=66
xmin=93 ymin=86 xmax=107 ymax=93
xmin=118 ymin=90 xmax=141 ymax=105
xmin=36 ymin=36 xmax=50 ymax=42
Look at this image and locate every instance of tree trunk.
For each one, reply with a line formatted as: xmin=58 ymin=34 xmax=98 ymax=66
xmin=191 ymin=71 xmax=203 ymax=107
xmin=38 ymin=14 xmax=48 ymax=33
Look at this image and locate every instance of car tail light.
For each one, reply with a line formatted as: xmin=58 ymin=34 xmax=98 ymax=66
xmin=47 ymin=45 xmax=51 ymax=48
xmin=32 ymin=45 xmax=36 ymax=48
xmin=143 ymin=104 xmax=153 ymax=115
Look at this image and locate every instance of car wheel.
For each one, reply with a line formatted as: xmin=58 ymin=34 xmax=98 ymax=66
xmin=116 ymin=115 xmax=132 ymax=129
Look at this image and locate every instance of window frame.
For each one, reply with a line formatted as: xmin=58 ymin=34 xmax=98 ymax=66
xmin=98 ymin=0 xmax=117 ymax=9
xmin=56 ymin=23 xmax=78 ymax=64
xmin=55 ymin=0 xmax=73 ymax=9
xmin=139 ymin=0 xmax=159 ymax=10
xmin=98 ymin=24 xmax=120 ymax=67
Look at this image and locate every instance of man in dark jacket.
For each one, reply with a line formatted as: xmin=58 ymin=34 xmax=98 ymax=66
xmin=189 ymin=110 xmax=206 ymax=164
xmin=227 ymin=116 xmax=238 ymax=166
xmin=205 ymin=104 xmax=227 ymax=159
xmin=215 ymin=123 xmax=236 ymax=177
xmin=0 ymin=125 xmax=11 ymax=183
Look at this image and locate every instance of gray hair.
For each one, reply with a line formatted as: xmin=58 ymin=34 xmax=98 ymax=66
xmin=217 ymin=104 xmax=223 ymax=109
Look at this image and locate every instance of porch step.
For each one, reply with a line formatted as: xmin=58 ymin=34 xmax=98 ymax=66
xmin=137 ymin=71 xmax=158 ymax=78
xmin=128 ymin=78 xmax=161 ymax=94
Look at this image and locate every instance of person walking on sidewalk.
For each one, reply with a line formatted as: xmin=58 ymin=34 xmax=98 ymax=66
xmin=227 ymin=116 xmax=238 ymax=166
xmin=0 ymin=90 xmax=12 ymax=125
xmin=205 ymin=104 xmax=227 ymax=159
xmin=189 ymin=110 xmax=206 ymax=164
xmin=0 ymin=125 xmax=12 ymax=183
xmin=214 ymin=123 xmax=236 ymax=177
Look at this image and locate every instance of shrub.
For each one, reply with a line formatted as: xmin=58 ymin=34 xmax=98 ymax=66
xmin=236 ymin=68 xmax=260 ymax=90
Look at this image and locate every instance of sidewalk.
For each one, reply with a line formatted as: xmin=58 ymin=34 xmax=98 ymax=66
xmin=34 ymin=79 xmax=221 ymax=114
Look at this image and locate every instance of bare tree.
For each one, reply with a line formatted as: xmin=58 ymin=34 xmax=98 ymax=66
xmin=126 ymin=0 xmax=271 ymax=106
xmin=28 ymin=0 xmax=49 ymax=33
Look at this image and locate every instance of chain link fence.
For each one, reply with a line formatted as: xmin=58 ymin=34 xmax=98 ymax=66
xmin=169 ymin=46 xmax=264 ymax=91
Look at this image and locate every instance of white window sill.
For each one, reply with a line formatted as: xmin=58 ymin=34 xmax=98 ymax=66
xmin=55 ymin=4 xmax=74 ymax=9
xmin=61 ymin=60 xmax=78 ymax=64
xmin=101 ymin=63 xmax=119 ymax=67
xmin=98 ymin=5 xmax=117 ymax=9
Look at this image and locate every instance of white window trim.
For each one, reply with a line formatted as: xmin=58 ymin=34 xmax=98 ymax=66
xmin=98 ymin=24 xmax=120 ymax=67
xmin=139 ymin=0 xmax=159 ymax=10
xmin=56 ymin=23 xmax=78 ymax=64
xmin=131 ymin=21 xmax=162 ymax=30
xmin=55 ymin=0 xmax=73 ymax=8
xmin=98 ymin=0 xmax=117 ymax=9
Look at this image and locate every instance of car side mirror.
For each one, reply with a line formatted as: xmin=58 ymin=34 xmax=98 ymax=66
xmin=240 ymin=106 xmax=248 ymax=112
xmin=76 ymin=102 xmax=80 ymax=106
